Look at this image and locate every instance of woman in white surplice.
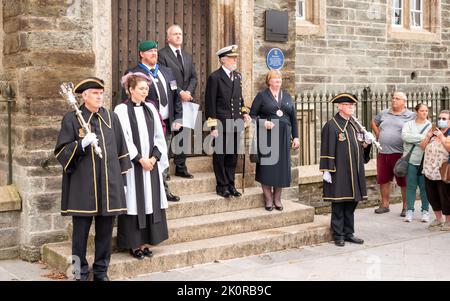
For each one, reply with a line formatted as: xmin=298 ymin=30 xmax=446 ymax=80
xmin=114 ymin=72 xmax=169 ymax=260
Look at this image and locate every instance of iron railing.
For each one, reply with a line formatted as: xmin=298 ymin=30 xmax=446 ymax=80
xmin=0 ymin=84 xmax=15 ymax=185
xmin=295 ymin=86 xmax=450 ymax=166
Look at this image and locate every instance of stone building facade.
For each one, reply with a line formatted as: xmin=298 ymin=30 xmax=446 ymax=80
xmin=0 ymin=0 xmax=448 ymax=261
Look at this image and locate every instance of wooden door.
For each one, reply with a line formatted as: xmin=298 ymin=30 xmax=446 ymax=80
xmin=111 ymin=0 xmax=210 ymax=109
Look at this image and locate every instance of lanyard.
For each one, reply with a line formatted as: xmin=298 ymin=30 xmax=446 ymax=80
xmin=139 ymin=63 xmax=159 ymax=79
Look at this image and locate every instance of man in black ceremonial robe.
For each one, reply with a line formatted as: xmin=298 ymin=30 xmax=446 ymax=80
xmin=55 ymin=77 xmax=131 ymax=281
xmin=319 ymin=93 xmax=375 ymax=247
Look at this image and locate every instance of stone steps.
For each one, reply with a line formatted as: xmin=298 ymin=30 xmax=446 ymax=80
xmin=72 ymin=199 xmax=313 ymax=250
xmin=168 ymin=154 xmax=299 ymax=176
xmin=42 ymin=215 xmax=331 ymax=280
xmin=167 ymin=172 xmax=257 ymax=196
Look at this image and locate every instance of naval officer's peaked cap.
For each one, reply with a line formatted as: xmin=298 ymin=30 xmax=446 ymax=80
xmin=216 ymin=45 xmax=239 ymax=58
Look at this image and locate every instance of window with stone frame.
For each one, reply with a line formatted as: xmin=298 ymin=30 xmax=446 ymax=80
xmin=296 ymin=0 xmax=325 ymax=36
xmin=410 ymin=0 xmax=423 ymax=28
xmin=296 ymin=0 xmax=306 ymax=20
xmin=388 ymin=0 xmax=440 ymax=41
xmin=392 ymin=0 xmax=403 ymax=26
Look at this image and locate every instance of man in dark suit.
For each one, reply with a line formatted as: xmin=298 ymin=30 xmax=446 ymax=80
xmin=158 ymin=24 xmax=197 ymax=179
xmin=205 ymin=45 xmax=251 ymax=198
xmin=122 ymin=40 xmax=182 ymax=202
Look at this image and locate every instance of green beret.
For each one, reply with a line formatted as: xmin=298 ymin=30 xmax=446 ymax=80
xmin=139 ymin=40 xmax=158 ymax=52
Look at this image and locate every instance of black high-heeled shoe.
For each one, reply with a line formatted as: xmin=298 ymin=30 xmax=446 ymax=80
xmin=274 ymin=201 xmax=283 ymax=211
xmin=142 ymin=247 xmax=153 ymax=257
xmin=265 ymin=199 xmax=274 ymax=211
xmin=130 ymin=248 xmax=145 ymax=260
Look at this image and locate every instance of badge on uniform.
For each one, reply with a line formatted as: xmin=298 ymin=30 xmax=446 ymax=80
xmin=170 ymin=80 xmax=177 ymax=91
xmin=276 ymin=110 xmax=284 ymax=117
xmin=79 ymin=128 xmax=86 ymax=138
xmin=357 ymin=132 xmax=364 ymax=142
xmin=338 ymin=132 xmax=347 ymax=141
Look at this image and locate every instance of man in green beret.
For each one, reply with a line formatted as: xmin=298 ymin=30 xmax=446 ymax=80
xmin=122 ymin=40 xmax=182 ymax=203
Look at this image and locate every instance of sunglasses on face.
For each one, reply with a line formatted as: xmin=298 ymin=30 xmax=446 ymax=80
xmin=438 ymin=117 xmax=448 ymax=121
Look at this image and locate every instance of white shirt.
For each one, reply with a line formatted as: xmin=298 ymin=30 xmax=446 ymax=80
xmin=222 ymin=65 xmax=233 ymax=81
xmin=143 ymin=63 xmax=170 ymax=120
xmin=169 ymin=43 xmax=184 ymax=65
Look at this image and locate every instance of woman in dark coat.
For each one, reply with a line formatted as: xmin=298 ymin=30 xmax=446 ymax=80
xmin=250 ymin=70 xmax=300 ymax=211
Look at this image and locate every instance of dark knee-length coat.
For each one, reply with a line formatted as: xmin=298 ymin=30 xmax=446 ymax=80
xmin=54 ymin=105 xmax=131 ymax=216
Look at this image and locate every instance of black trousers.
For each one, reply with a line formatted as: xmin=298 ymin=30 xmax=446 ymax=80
xmin=331 ymin=201 xmax=358 ymax=240
xmin=424 ymin=178 xmax=450 ymax=215
xmin=213 ymin=131 xmax=239 ymax=191
xmin=72 ymin=216 xmax=114 ymax=280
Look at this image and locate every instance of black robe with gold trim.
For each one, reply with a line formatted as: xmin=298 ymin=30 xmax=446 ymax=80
xmin=54 ymin=105 xmax=131 ymax=216
xmin=319 ymin=113 xmax=371 ymax=202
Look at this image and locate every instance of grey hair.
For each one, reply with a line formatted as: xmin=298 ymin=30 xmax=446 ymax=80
xmin=167 ymin=24 xmax=182 ymax=37
xmin=439 ymin=110 xmax=450 ymax=116
xmin=394 ymin=91 xmax=407 ymax=101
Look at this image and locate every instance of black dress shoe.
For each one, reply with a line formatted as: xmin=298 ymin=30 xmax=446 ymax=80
xmin=142 ymin=247 xmax=153 ymax=257
xmin=130 ymin=249 xmax=145 ymax=260
xmin=344 ymin=235 xmax=364 ymax=244
xmin=334 ymin=240 xmax=345 ymax=247
xmin=93 ymin=275 xmax=110 ymax=281
xmin=217 ymin=190 xmax=231 ymax=198
xmin=265 ymin=205 xmax=274 ymax=211
xmin=229 ymin=187 xmax=242 ymax=197
xmin=175 ymin=171 xmax=194 ymax=179
xmin=167 ymin=192 xmax=180 ymax=202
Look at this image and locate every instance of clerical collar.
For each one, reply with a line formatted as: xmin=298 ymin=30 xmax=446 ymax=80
xmin=131 ymin=100 xmax=143 ymax=107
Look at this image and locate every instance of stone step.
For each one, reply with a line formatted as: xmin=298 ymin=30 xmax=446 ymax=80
xmin=167 ymin=172 xmax=257 ymax=196
xmin=74 ymin=200 xmax=314 ymax=250
xmin=42 ymin=215 xmax=331 ymax=280
xmin=170 ymin=185 xmax=299 ymax=219
xmin=168 ymin=156 xmax=213 ymax=175
xmin=169 ymin=186 xmax=264 ymax=219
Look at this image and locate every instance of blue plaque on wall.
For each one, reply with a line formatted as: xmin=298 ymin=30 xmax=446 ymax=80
xmin=266 ymin=48 xmax=284 ymax=70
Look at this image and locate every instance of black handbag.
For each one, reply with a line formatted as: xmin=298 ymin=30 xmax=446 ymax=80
xmin=394 ymin=123 xmax=430 ymax=177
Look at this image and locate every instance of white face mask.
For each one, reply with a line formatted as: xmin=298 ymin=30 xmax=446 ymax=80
xmin=438 ymin=119 xmax=448 ymax=129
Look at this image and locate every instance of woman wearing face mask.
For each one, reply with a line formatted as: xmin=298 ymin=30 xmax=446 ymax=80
xmin=401 ymin=103 xmax=431 ymax=223
xmin=114 ymin=72 xmax=169 ymax=259
xmin=420 ymin=110 xmax=450 ymax=231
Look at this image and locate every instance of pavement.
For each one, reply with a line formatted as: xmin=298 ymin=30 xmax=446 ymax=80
xmin=1 ymin=202 xmax=449 ymax=281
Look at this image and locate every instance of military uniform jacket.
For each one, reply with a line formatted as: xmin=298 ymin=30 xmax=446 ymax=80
xmin=205 ymin=67 xmax=246 ymax=132
xmin=319 ymin=113 xmax=372 ymax=202
xmin=54 ymin=105 xmax=132 ymax=216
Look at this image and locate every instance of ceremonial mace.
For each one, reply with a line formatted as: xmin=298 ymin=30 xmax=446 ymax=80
xmin=350 ymin=116 xmax=382 ymax=151
xmin=59 ymin=82 xmax=103 ymax=159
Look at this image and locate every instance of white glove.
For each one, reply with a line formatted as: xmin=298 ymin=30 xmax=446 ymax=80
xmin=323 ymin=171 xmax=332 ymax=184
xmin=81 ymin=132 xmax=98 ymax=150
xmin=364 ymin=132 xmax=376 ymax=144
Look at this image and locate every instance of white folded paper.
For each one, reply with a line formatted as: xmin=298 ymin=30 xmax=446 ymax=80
xmin=182 ymin=102 xmax=200 ymax=129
